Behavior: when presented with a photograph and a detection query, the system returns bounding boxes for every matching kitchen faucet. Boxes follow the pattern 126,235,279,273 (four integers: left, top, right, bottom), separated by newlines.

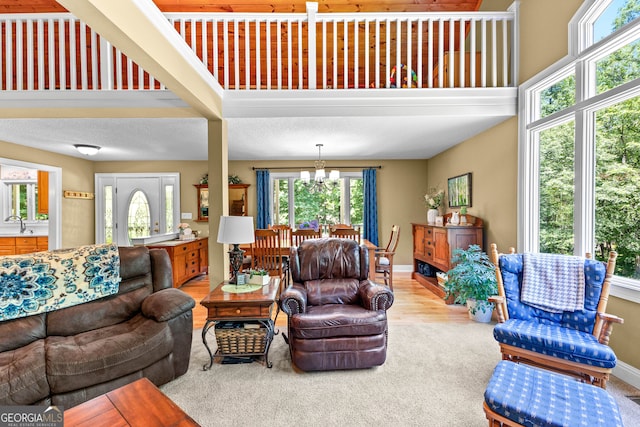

5,215,26,234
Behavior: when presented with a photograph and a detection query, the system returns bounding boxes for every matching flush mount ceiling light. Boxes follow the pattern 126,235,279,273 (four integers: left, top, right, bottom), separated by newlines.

74,144,101,156
300,144,339,189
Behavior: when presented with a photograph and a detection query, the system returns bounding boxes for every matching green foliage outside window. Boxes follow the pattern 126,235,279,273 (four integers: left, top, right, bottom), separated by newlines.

272,176,363,228
539,0,640,278
539,122,575,255
293,179,341,225
540,75,575,118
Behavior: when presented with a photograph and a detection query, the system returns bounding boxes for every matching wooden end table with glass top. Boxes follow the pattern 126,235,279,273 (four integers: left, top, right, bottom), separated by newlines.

200,277,279,369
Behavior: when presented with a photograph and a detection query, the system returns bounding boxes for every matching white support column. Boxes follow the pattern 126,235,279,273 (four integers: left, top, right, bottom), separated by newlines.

306,2,318,89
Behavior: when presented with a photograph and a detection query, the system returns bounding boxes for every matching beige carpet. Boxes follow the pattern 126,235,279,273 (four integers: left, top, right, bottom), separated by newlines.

161,322,640,427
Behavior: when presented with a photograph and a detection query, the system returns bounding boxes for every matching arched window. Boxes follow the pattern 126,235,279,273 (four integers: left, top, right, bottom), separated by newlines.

127,190,151,242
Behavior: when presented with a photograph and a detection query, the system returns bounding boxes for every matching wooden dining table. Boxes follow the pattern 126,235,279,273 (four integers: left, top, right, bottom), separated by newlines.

240,238,378,282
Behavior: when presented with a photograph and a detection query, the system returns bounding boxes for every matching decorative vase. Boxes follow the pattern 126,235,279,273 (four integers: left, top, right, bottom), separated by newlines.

450,212,460,226
427,208,439,225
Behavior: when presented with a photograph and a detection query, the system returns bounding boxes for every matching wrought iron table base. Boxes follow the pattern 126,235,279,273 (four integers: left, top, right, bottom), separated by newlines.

202,319,275,370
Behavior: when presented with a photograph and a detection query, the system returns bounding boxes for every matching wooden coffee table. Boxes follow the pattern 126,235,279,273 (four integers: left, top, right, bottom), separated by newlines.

200,278,279,369
64,377,199,427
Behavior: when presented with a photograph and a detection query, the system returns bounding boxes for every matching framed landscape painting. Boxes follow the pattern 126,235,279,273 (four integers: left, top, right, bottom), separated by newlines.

448,173,472,208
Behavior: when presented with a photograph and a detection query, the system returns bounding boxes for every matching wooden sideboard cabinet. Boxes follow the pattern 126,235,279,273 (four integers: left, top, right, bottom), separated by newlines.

146,237,208,287
0,236,49,255
412,213,483,303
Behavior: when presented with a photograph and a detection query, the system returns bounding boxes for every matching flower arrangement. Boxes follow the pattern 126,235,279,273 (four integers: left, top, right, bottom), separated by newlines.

177,223,194,240
424,188,445,209
228,174,241,184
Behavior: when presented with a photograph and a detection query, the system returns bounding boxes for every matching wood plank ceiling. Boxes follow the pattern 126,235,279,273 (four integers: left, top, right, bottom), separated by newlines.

1,0,483,14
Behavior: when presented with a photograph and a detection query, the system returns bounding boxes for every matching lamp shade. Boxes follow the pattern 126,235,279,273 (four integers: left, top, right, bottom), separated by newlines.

300,170,311,183
217,216,255,244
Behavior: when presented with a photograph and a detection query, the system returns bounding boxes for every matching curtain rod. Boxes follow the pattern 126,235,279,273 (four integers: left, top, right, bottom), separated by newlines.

251,165,382,170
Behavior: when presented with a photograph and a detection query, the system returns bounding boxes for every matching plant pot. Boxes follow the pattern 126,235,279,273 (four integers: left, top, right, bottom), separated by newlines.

248,274,270,285
427,209,439,225
466,299,494,323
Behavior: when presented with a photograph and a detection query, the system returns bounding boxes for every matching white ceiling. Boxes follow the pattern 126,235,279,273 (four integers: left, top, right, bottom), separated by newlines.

0,89,516,162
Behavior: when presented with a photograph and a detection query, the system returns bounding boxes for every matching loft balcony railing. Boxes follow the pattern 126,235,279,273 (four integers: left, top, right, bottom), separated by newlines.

0,3,517,92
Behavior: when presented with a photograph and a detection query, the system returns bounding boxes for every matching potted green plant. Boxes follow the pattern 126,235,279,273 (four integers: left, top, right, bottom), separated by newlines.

444,244,497,322
459,206,468,225
246,268,270,285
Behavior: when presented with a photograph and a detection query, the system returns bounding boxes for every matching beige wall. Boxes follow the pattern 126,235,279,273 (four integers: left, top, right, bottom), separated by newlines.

426,117,517,251
228,159,428,265
437,0,640,371
1,141,427,267
1,139,95,249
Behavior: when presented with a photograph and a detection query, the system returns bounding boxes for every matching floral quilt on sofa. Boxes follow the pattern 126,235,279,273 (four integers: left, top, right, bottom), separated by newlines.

0,243,121,321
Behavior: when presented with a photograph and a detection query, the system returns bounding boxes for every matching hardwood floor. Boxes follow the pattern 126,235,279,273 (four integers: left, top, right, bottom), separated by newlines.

179,272,471,330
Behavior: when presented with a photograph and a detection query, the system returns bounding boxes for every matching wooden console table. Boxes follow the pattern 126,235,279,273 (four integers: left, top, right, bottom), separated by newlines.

146,237,208,287
64,377,199,427
412,213,483,303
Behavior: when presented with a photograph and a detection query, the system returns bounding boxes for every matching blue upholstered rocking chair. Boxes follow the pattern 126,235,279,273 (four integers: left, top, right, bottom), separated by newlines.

488,243,623,388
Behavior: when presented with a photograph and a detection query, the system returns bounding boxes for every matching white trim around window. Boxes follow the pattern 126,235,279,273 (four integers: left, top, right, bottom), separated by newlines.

519,1,640,300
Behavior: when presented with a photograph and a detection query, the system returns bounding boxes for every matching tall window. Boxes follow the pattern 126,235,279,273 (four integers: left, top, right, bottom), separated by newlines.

522,0,640,285
1,166,49,223
538,121,575,255
271,172,363,228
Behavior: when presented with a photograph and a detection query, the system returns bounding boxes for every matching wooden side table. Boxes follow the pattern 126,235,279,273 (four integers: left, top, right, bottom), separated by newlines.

199,278,279,369
64,378,199,427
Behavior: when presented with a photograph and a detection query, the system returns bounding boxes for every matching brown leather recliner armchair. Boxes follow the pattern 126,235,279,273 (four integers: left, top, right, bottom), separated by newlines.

279,238,394,371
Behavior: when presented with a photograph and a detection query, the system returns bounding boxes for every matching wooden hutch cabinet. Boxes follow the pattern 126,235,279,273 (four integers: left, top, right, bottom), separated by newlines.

412,213,483,303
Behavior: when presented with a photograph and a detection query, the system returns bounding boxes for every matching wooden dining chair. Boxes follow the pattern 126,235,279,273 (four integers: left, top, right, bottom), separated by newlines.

291,228,322,246
375,225,400,290
269,224,292,247
329,223,353,232
251,229,285,290
329,227,361,243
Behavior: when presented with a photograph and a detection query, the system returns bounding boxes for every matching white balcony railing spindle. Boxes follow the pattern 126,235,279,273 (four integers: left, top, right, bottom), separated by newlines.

0,7,516,92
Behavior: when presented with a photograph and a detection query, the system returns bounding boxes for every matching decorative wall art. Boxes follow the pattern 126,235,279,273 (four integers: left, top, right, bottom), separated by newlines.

447,173,472,208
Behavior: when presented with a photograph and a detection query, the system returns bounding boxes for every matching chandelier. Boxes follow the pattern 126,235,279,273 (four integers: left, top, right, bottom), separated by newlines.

301,144,340,189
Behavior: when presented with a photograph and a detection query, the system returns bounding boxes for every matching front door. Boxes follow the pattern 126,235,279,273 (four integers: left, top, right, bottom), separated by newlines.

95,173,180,245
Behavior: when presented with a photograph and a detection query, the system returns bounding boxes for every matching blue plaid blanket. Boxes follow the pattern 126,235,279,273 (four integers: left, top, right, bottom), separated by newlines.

521,253,585,313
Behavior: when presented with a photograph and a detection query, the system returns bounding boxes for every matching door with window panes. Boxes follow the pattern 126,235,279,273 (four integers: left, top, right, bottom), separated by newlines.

95,173,180,246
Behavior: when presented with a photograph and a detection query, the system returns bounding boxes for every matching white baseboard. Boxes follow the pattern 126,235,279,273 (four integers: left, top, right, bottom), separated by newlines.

394,265,413,272
613,360,640,390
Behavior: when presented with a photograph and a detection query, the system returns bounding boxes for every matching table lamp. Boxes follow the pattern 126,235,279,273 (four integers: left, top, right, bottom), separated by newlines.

217,216,255,284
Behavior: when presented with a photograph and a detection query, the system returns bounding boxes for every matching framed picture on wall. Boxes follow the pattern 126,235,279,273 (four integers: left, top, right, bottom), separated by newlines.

448,173,472,208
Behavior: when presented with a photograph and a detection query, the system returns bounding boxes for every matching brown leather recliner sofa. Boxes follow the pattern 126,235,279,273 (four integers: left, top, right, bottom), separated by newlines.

279,238,394,371
0,245,195,408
